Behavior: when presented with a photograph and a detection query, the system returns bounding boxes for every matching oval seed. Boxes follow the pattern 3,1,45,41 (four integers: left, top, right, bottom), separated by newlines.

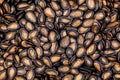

35,47,43,59
87,44,96,55
49,31,57,42
78,27,90,34
111,40,120,49
25,22,34,31
28,48,36,59
86,0,95,10
70,10,83,18
45,69,58,76
82,19,94,27
43,57,52,67
94,11,105,20
17,67,26,75
6,31,16,40
72,59,84,68
76,47,86,57
25,11,36,23
74,73,84,80
26,70,35,80
94,61,102,71
61,0,69,9
102,71,112,80
51,1,60,10
44,7,55,17
63,74,73,80
8,67,16,80
116,33,120,41
60,36,70,48
58,66,70,73
15,76,25,80
22,57,32,66
50,55,60,63
19,28,28,40
72,19,82,27
0,70,6,80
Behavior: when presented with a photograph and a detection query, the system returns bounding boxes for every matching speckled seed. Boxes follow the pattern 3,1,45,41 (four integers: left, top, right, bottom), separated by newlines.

70,10,83,18
25,11,36,23
44,7,55,17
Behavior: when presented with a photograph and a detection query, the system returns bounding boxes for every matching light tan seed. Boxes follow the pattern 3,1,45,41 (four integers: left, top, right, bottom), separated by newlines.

0,70,6,80
114,74,120,79
17,67,26,75
28,48,36,59
26,11,36,23
78,0,85,5
0,0,4,4
94,61,102,71
61,0,69,9
8,45,17,54
49,31,56,42
22,57,32,66
6,32,16,40
59,17,71,23
50,42,58,54
116,33,120,41
78,27,90,34
0,24,7,31
84,11,94,19
44,7,55,17
21,41,32,48
31,38,40,47
94,11,105,20
63,74,73,80
38,0,46,8
50,55,60,63
29,30,38,39
25,22,34,31
82,19,94,27
17,3,29,10
15,76,25,80
111,40,120,49
70,10,83,18
41,27,48,37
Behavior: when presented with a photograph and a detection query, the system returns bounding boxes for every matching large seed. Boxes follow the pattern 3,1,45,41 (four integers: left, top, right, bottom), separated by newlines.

72,59,84,68
82,19,94,27
116,33,120,41
45,69,58,76
8,22,19,31
72,19,82,27
76,47,86,57
28,48,36,59
60,36,70,48
94,11,105,20
86,0,95,10
22,57,32,66
8,67,16,80
43,57,52,67
61,0,69,9
26,70,35,80
102,70,112,80
70,10,83,18
50,55,60,63
25,11,36,23
25,22,34,31
35,47,43,59
0,70,6,80
111,40,120,49
44,7,55,17
86,44,96,55
19,28,28,40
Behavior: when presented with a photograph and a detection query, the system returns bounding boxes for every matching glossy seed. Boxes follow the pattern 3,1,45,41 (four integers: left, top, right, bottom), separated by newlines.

111,40,120,49
35,66,45,74
26,70,35,80
58,66,70,73
22,57,32,66
6,32,16,40
19,28,28,40
84,10,94,19
44,7,55,17
0,70,6,80
94,11,105,20
78,27,90,34
35,47,43,59
72,19,82,27
15,76,25,80
45,69,58,76
70,10,83,18
25,22,34,31
25,11,36,23
86,0,95,10
43,57,52,67
61,0,69,9
78,0,85,5
74,73,84,80
87,44,96,55
76,47,86,57
102,71,112,80
94,61,102,71
82,19,94,27
72,59,84,68
51,1,60,10
28,48,36,59
50,55,60,63
8,67,16,80
60,36,70,48
17,67,26,75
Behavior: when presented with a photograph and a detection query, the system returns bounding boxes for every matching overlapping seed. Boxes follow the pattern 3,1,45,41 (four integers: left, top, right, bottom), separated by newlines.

0,0,120,79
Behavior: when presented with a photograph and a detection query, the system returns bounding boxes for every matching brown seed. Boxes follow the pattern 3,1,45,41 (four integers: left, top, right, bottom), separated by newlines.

35,66,45,74
8,45,17,54
114,74,120,79
84,10,94,19
25,11,36,23
85,56,93,66
45,69,58,76
19,28,28,40
78,27,90,34
19,49,27,58
15,76,25,80
25,22,34,31
99,57,108,65
116,33,120,41
63,9,70,16
69,42,77,52
29,30,38,39
44,7,55,17
67,30,78,37
26,70,35,80
17,3,29,10
22,57,32,66
60,36,70,48
38,0,46,8
102,70,112,80
0,0,4,4
8,67,16,80
51,1,60,10
82,19,94,27
58,66,70,73
0,70,6,80
72,59,84,68
35,47,43,59
50,55,61,63
74,73,84,80
28,48,36,59
89,75,97,80
111,40,120,49
113,63,120,72
25,3,35,11
59,17,71,24
42,57,52,67
17,67,26,75
70,10,83,18
94,61,102,71
76,47,86,57
50,42,58,54
6,31,16,40
21,41,32,48
70,69,79,75
86,44,96,55
94,11,105,20
0,24,7,32
49,31,57,42
31,37,40,47
106,21,119,28
40,27,48,37
63,74,73,80
86,0,95,10
72,19,82,27
61,0,69,9
78,0,85,5
85,32,94,39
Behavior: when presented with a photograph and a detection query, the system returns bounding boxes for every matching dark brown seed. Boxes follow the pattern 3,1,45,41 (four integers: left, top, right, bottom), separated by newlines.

70,10,83,18
44,7,55,17
116,33,120,41
89,75,97,80
85,56,93,66
99,57,108,65
25,11,36,23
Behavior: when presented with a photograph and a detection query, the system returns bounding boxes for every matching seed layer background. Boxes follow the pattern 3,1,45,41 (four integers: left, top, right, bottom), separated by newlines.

0,0,120,80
